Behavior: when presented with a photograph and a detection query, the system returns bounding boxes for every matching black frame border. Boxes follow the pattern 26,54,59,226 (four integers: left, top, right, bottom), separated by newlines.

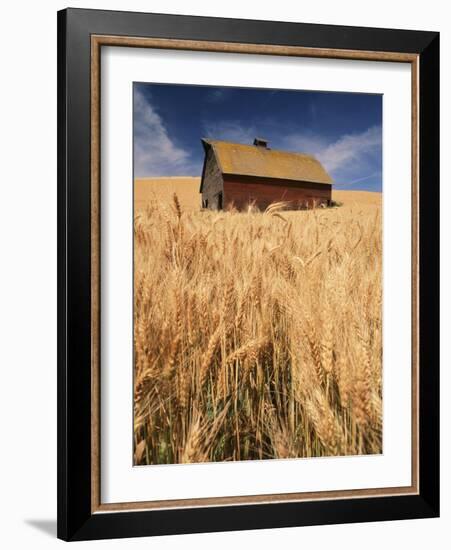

57,8,439,541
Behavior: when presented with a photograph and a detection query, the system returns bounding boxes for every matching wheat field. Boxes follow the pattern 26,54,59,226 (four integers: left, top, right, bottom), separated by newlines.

133,178,382,465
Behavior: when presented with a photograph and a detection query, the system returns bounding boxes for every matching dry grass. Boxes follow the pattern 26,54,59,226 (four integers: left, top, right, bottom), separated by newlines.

133,179,382,465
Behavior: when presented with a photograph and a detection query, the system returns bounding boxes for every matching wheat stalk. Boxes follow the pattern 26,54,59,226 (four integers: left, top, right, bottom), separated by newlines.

134,195,382,464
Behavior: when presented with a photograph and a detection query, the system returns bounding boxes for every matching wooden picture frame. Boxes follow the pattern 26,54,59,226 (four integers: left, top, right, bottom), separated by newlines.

57,7,439,541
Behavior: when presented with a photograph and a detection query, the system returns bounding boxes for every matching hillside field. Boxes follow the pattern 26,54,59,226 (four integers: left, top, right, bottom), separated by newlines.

133,177,382,465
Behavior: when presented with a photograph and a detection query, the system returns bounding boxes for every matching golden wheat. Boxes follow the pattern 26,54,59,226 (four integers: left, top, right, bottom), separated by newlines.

133,192,382,464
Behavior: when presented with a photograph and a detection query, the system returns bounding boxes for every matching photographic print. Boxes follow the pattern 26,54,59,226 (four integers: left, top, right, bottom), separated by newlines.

133,83,383,466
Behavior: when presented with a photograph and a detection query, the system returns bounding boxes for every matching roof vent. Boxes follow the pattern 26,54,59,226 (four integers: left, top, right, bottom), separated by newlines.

253,137,269,149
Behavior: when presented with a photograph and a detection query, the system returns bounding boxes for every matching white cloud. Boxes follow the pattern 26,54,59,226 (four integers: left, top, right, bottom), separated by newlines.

202,120,257,145
318,126,382,173
280,125,382,185
281,133,327,157
134,89,194,177
205,89,230,103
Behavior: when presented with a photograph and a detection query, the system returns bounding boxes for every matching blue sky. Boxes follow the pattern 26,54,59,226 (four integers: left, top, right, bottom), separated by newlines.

134,83,382,192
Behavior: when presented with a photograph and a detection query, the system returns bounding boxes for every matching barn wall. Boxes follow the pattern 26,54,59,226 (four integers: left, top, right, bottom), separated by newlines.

223,176,332,211
201,148,224,209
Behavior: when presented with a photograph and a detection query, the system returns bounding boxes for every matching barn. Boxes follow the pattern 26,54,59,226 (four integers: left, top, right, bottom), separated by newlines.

200,138,332,211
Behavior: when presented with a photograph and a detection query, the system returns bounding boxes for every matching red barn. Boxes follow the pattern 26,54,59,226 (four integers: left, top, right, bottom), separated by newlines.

200,138,332,211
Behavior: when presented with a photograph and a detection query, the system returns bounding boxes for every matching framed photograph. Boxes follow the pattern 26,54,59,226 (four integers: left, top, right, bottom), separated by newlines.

57,8,439,541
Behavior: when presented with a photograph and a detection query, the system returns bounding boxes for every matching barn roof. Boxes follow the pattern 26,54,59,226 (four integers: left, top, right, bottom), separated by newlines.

201,139,333,188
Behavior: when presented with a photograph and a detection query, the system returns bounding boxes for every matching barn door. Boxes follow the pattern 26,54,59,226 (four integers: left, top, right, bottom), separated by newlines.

218,192,223,210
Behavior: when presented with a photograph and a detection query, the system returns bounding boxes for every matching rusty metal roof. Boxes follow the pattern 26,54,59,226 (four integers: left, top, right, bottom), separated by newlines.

202,139,332,185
